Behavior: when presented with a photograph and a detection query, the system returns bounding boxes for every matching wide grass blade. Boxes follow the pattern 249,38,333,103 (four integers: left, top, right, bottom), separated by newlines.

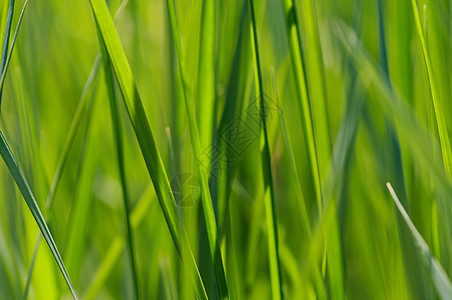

387,182,452,299
88,0,207,298
164,0,229,298
248,0,282,298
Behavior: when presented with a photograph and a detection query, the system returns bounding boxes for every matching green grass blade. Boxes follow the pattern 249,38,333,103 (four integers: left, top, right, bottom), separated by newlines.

102,49,140,299
164,0,229,298
88,1,207,298
0,0,14,104
0,0,27,103
387,182,452,299
248,1,282,299
0,130,77,298
410,0,452,178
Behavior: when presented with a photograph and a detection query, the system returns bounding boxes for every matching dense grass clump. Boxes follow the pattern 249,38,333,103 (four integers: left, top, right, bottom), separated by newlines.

0,0,451,299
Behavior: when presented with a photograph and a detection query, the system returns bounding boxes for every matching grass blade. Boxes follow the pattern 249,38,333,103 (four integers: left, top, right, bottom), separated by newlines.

102,46,140,299
164,0,229,298
0,0,14,105
386,182,452,299
0,130,77,298
248,1,282,298
88,1,207,298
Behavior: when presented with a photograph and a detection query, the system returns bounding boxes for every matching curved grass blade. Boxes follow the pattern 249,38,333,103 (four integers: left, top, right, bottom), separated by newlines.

0,0,14,105
387,183,452,300
248,1,282,299
164,0,229,298
88,1,207,298
102,47,140,299
0,130,77,298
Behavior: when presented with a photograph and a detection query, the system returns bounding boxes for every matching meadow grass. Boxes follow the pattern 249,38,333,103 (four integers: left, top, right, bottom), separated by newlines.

0,0,452,299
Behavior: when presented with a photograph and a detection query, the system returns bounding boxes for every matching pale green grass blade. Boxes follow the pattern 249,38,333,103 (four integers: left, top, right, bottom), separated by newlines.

102,45,140,299
387,182,452,299
0,130,77,298
410,0,452,178
164,0,229,298
248,0,282,298
88,1,207,298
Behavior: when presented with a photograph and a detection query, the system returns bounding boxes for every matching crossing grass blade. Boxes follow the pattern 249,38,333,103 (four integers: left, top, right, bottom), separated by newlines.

88,0,208,298
387,182,452,300
248,0,282,298
164,0,229,298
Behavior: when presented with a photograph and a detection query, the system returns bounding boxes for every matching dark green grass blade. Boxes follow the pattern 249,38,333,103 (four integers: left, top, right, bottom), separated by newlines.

102,48,140,299
248,1,282,298
387,183,452,300
0,130,77,298
88,1,207,298
164,0,229,298
0,0,14,105
0,0,27,100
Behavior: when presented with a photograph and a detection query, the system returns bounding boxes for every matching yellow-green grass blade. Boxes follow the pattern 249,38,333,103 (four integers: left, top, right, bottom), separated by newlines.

165,0,229,298
88,1,207,298
0,130,77,298
248,0,282,298
410,0,452,178
387,183,452,300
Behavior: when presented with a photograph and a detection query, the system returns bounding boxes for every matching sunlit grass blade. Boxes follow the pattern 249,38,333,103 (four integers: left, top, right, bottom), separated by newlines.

165,0,229,298
410,0,452,178
102,44,140,299
88,0,207,298
248,0,282,298
0,130,77,298
387,182,452,299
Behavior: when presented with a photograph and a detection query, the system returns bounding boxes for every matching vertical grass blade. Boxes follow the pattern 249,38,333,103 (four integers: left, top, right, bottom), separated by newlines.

410,0,452,178
164,0,229,298
248,1,282,299
88,1,207,298
387,183,452,299
0,0,14,105
101,44,140,299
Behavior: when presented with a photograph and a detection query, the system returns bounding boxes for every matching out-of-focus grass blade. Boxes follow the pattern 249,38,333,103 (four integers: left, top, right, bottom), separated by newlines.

164,0,229,298
88,1,207,298
101,43,140,299
377,1,430,298
387,182,452,299
410,0,452,178
248,0,282,299
0,131,77,298
0,0,14,105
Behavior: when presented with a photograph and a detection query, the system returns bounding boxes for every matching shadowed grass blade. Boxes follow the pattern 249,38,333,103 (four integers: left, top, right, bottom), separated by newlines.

387,182,452,299
0,0,14,105
88,0,207,298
